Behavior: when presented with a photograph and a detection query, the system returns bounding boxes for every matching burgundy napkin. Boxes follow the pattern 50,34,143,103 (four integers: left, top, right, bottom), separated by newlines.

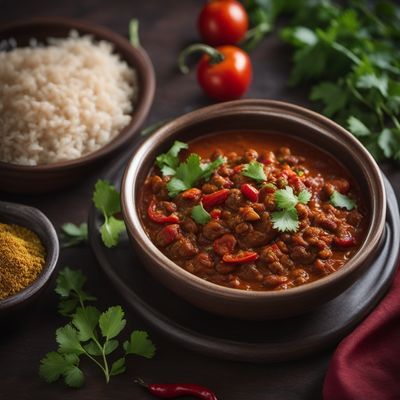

323,265,400,400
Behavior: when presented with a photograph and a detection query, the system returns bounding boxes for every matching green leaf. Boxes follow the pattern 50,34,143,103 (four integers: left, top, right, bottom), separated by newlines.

281,26,317,46
83,341,102,356
271,208,299,232
191,204,211,225
356,73,388,97
110,357,126,376
72,306,101,342
156,140,188,175
378,128,395,158
330,190,356,210
242,161,267,182
55,267,86,298
104,339,119,355
93,180,121,217
123,330,156,359
39,352,69,383
64,366,85,388
129,18,140,48
101,216,126,248
274,186,298,209
297,189,311,204
58,298,80,317
61,223,88,239
310,82,348,117
56,325,85,355
99,306,126,340
347,116,371,137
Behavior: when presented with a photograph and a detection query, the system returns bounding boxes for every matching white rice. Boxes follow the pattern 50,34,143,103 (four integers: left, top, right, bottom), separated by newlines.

0,31,137,165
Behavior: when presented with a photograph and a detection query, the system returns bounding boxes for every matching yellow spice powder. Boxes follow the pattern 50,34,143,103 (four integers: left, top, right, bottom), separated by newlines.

0,222,46,300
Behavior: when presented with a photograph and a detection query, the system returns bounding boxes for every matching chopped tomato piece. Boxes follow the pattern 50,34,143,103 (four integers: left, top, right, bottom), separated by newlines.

233,164,244,173
210,209,222,219
181,188,202,200
213,234,237,256
148,200,179,224
334,236,356,247
223,251,258,264
240,183,259,202
202,189,230,208
156,224,180,247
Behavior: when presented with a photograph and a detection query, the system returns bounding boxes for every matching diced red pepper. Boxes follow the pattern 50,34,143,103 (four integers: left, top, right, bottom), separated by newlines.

223,178,234,188
156,224,180,247
181,188,202,200
213,234,237,256
233,164,244,173
202,189,230,208
334,236,356,247
210,209,222,219
223,251,259,264
147,200,179,224
240,183,259,202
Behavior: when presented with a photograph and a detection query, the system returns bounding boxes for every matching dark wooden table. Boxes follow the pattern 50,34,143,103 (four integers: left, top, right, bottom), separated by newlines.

1,1,399,399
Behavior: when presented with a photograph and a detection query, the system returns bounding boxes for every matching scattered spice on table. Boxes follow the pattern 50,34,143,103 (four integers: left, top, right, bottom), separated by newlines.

0,222,46,299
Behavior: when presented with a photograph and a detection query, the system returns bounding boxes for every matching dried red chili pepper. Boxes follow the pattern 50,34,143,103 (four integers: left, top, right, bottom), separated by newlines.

134,378,218,399
202,189,230,208
148,200,180,224
223,251,258,264
240,183,259,202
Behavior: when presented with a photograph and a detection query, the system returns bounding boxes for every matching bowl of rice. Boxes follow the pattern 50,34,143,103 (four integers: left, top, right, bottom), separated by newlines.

0,17,155,193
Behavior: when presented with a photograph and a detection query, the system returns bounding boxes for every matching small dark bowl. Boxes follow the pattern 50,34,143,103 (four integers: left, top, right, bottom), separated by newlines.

0,200,59,315
121,100,386,320
0,17,155,193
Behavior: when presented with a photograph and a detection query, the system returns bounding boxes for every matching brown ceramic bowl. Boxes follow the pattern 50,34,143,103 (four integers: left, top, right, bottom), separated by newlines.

0,200,59,316
121,100,386,320
0,17,155,193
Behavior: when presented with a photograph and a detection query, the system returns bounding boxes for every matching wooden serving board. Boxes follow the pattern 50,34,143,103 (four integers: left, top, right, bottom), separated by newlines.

88,153,399,362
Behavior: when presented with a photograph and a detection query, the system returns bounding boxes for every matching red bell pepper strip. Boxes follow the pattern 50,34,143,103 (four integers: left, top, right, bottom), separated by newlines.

202,189,230,208
134,378,218,400
148,200,179,224
240,183,259,202
334,236,356,247
223,251,258,264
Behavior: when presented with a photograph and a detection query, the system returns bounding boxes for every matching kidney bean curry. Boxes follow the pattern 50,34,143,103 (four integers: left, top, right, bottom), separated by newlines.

140,132,366,291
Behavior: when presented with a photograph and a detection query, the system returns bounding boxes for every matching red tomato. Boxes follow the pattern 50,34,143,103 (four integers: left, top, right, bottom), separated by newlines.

198,0,249,46
197,45,252,101
202,189,230,208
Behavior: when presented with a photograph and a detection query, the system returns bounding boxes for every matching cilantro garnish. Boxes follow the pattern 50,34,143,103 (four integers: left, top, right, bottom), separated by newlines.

156,140,188,176
330,190,356,210
39,267,156,388
167,153,224,197
93,180,126,248
271,186,311,232
242,161,267,182
60,223,88,248
191,204,211,224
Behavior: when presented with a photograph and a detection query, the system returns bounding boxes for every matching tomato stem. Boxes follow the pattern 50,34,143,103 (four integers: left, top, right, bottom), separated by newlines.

178,43,225,74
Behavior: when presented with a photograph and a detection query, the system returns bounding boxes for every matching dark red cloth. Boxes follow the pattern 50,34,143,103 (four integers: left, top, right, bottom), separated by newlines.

323,266,400,400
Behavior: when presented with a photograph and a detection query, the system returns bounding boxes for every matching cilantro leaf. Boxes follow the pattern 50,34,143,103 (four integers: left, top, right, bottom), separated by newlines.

123,330,156,359
191,204,211,225
99,306,126,340
61,223,88,248
271,208,299,232
242,161,267,182
297,189,311,204
72,306,101,342
156,140,188,176
110,358,126,376
347,116,371,137
101,216,126,248
330,190,356,210
64,366,85,388
310,81,348,117
166,154,224,197
378,128,396,158
56,325,85,355
275,186,298,209
39,352,69,383
59,299,80,317
93,180,121,217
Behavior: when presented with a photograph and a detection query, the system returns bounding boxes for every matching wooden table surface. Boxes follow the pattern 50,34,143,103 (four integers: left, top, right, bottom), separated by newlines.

1,1,399,399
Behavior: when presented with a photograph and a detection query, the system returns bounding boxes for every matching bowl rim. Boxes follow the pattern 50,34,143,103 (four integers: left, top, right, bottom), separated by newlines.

121,99,386,300
0,200,59,309
0,16,155,171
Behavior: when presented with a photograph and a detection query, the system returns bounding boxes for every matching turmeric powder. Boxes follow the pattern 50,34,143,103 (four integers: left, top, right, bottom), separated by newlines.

0,222,46,300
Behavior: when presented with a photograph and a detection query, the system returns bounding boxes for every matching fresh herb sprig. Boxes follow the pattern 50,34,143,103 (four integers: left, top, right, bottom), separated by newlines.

330,190,356,211
60,223,88,248
242,161,267,182
271,186,311,232
93,180,126,248
39,267,155,388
